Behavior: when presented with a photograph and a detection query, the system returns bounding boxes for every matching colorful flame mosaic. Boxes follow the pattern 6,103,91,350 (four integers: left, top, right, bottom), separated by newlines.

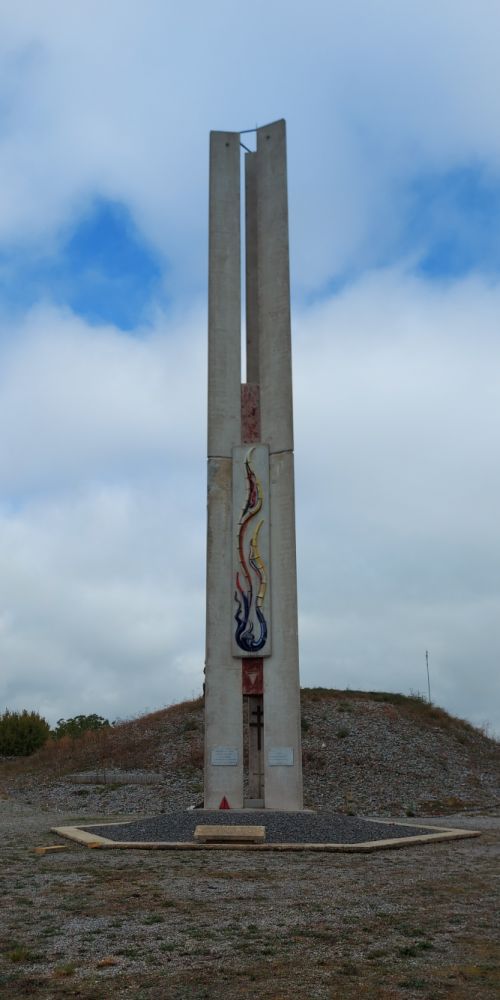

234,447,269,653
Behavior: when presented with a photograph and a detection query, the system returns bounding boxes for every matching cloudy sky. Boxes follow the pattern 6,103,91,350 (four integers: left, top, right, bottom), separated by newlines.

1,1,499,736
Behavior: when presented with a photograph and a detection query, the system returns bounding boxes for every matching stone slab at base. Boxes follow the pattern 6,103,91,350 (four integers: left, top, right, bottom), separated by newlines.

194,824,265,843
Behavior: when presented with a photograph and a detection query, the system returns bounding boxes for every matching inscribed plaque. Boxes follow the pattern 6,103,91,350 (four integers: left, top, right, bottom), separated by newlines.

211,746,239,766
268,747,294,766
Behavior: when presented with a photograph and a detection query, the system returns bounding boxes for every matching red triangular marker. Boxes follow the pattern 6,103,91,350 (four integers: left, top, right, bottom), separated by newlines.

219,796,230,810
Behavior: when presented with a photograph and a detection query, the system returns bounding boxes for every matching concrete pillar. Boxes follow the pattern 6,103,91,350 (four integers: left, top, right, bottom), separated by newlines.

207,131,241,458
257,120,294,454
263,451,303,809
256,120,303,810
205,120,303,812
245,152,259,385
204,131,243,809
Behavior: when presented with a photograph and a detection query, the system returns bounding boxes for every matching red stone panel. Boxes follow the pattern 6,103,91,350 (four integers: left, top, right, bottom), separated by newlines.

241,382,261,443
242,659,263,695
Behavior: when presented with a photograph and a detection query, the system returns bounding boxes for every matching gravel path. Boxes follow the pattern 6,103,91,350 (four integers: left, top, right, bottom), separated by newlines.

82,810,431,843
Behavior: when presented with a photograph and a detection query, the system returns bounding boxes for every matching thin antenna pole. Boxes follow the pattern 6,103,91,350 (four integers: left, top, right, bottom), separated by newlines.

426,650,431,704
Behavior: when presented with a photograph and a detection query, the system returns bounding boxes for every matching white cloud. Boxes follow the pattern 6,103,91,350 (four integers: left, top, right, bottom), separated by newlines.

0,482,205,725
294,271,500,732
0,303,205,493
0,272,498,734
0,4,498,737
1,2,500,293
0,304,207,724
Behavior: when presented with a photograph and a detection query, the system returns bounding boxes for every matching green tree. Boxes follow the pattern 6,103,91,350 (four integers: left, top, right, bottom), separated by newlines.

52,714,110,739
0,709,51,756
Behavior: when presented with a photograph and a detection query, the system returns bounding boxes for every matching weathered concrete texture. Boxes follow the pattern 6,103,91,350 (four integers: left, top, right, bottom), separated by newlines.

256,120,294,454
245,152,259,385
205,130,244,809
208,131,241,458
264,450,303,810
204,457,243,808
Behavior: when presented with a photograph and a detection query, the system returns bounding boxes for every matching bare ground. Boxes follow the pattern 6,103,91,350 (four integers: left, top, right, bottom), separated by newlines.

0,802,498,1000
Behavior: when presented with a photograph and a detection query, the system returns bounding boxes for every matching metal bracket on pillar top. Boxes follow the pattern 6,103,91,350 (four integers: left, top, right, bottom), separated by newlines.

240,127,257,154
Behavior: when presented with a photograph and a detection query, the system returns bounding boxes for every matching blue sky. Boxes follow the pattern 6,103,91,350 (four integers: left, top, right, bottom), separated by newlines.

0,0,499,737
0,198,165,328
411,167,500,279
4,163,499,327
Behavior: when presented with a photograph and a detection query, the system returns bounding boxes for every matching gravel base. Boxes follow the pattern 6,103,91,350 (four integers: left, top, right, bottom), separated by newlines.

81,810,432,844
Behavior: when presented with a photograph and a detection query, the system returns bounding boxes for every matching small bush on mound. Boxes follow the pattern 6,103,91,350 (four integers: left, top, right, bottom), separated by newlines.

0,709,51,756
52,714,110,739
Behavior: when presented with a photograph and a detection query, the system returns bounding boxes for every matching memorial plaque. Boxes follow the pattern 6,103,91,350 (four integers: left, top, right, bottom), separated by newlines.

268,746,294,766
211,746,239,766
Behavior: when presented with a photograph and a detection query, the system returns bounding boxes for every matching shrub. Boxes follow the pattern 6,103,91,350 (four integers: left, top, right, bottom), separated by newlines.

52,714,110,740
0,709,51,756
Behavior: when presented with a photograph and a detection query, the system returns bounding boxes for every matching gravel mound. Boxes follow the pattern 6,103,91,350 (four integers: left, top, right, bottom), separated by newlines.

82,810,431,844
3,691,499,820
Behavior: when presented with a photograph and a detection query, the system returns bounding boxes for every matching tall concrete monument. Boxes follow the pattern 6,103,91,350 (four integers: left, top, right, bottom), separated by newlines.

204,119,303,811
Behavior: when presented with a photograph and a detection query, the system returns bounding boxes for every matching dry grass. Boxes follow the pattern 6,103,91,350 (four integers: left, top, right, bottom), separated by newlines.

1,689,495,787
0,697,204,781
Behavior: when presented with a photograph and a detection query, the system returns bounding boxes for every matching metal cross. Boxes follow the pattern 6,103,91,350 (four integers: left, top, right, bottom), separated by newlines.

250,702,264,751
